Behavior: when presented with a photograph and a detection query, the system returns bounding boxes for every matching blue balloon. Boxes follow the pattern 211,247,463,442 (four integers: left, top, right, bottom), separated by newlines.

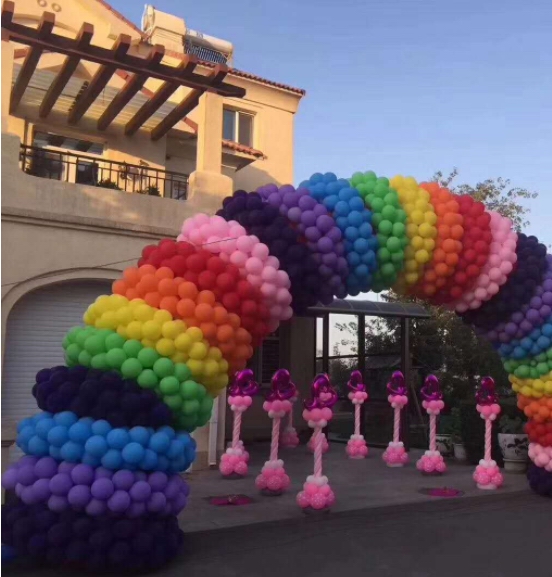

91,419,112,436
149,432,171,454
347,252,361,267
167,440,184,459
310,172,324,184
85,435,108,457
345,227,359,242
140,449,159,470
355,264,369,278
544,324,552,337
347,211,363,227
359,222,373,237
35,418,55,440
326,181,341,195
107,429,130,449
129,426,149,446
349,196,365,211
69,422,92,443
323,195,339,211
61,440,84,461
158,426,176,440
28,435,49,456
47,426,69,447
323,172,337,183
521,337,533,350
354,238,369,254
122,442,145,464
54,411,78,427
102,449,123,469
334,201,349,217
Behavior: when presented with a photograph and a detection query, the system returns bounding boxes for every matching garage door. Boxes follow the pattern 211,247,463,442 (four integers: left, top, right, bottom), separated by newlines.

2,281,112,426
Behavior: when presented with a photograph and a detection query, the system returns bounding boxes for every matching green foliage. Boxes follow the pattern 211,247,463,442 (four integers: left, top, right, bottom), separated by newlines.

139,185,161,197
449,407,463,443
96,179,121,190
431,168,537,231
498,414,525,434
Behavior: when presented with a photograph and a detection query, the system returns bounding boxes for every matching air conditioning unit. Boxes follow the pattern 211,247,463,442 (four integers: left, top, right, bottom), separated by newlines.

141,4,234,65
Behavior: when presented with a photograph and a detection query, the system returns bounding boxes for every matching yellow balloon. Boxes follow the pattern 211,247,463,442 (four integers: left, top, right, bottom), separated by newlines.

156,337,176,357
207,347,222,361
97,311,117,329
418,223,433,238
424,238,436,251
189,342,207,360
415,249,430,264
134,304,154,322
116,307,133,326
411,236,424,250
187,327,203,343
175,333,192,352
410,210,425,225
171,351,188,364
187,359,204,377
141,338,156,349
161,321,184,340
126,321,143,340
116,326,127,339
142,320,162,340
153,309,172,325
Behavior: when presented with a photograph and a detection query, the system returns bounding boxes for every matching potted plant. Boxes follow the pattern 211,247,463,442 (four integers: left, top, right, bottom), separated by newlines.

450,407,467,461
435,415,453,457
498,415,528,472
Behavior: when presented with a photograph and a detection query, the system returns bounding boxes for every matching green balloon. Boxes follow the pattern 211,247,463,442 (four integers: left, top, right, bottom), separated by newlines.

153,357,174,378
91,353,109,370
196,383,207,399
182,399,200,416
530,368,539,379
160,376,180,395
378,247,391,262
200,396,214,413
363,170,377,180
381,204,397,226
138,369,158,389
137,347,160,369
174,364,192,382
76,330,90,348
66,327,81,344
381,263,396,279
371,213,382,227
386,237,401,253
396,209,407,223
384,192,400,207
78,350,92,366
391,250,405,264
180,380,199,400
378,220,393,236
537,362,550,375
351,172,364,186
164,394,183,410
105,333,125,350
121,358,143,379
106,348,127,369
65,343,81,363
123,339,142,358
377,176,389,186
392,222,406,237
400,237,409,248
546,349,552,360
177,414,198,432
370,198,385,212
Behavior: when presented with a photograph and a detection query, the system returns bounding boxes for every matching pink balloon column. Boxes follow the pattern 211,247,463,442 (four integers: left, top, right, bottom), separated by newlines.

346,370,369,459
281,389,300,448
219,370,259,479
382,371,409,467
473,377,504,490
416,375,447,475
307,428,329,453
297,374,337,512
255,370,296,495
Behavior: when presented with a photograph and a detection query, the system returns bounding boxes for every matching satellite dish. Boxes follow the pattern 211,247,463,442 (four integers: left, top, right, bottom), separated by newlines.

141,4,155,33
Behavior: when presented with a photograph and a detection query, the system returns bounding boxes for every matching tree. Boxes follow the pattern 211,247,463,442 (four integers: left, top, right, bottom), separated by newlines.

334,171,539,407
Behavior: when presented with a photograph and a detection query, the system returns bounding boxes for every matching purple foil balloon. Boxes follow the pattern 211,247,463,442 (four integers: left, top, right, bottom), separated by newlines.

475,376,499,406
420,375,443,402
304,373,338,410
266,369,297,401
347,370,366,393
387,371,407,396
228,369,260,397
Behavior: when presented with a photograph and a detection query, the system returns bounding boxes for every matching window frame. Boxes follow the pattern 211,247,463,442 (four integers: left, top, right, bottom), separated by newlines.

222,107,254,148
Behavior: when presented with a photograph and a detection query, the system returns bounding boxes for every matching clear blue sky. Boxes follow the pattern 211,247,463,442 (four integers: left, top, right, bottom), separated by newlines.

111,0,552,243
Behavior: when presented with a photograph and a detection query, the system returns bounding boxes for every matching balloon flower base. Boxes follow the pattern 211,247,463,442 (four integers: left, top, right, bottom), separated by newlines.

302,506,331,516
261,488,284,497
382,442,408,467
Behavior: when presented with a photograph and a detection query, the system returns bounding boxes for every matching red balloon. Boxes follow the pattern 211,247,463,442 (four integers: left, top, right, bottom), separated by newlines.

198,270,216,290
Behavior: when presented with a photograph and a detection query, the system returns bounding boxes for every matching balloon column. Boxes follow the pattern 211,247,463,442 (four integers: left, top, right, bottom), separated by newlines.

473,377,504,490
297,375,337,511
345,370,369,459
255,369,296,495
219,369,259,479
416,375,447,475
382,371,409,467
280,389,300,448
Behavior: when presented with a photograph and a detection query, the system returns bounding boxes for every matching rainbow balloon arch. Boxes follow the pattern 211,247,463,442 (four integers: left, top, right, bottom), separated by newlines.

2,170,551,571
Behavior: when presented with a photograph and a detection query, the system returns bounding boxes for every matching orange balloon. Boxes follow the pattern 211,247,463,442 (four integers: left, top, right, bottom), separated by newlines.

217,324,234,342
227,313,241,329
195,303,214,322
178,282,199,300
126,288,140,301
159,296,178,317
199,322,217,340
138,264,157,277
158,278,178,297
155,267,174,281
137,274,158,295
123,267,141,287
197,290,216,306
112,280,128,295
235,327,252,344
144,292,161,308
176,299,196,319
213,306,228,324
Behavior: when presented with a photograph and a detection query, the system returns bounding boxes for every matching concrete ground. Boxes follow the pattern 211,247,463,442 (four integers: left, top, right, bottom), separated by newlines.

6,443,546,577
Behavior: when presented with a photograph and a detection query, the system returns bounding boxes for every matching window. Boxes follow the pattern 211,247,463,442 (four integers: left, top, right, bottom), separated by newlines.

223,108,253,147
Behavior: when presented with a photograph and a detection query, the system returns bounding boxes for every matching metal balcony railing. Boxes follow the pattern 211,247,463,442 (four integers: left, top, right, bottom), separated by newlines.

19,144,189,200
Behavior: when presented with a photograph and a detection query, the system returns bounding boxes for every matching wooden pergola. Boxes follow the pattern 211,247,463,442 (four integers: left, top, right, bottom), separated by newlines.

1,0,246,141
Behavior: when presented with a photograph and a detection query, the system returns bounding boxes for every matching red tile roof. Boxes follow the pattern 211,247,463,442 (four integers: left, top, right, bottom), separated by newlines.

222,140,265,158
92,1,306,96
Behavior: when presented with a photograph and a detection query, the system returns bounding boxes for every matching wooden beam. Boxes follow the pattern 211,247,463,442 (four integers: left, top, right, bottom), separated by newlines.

39,22,94,118
124,56,198,136
68,34,131,125
1,8,245,97
150,65,228,142
9,11,55,113
97,44,164,131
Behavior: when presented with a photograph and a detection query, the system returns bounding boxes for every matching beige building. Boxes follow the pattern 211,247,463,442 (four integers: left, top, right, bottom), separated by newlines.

1,0,314,469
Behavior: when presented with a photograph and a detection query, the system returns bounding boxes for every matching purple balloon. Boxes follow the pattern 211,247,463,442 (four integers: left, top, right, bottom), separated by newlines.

32,478,52,501
126,502,147,518
164,478,182,500
317,237,333,254
147,492,167,512
93,467,113,480
68,485,91,508
86,498,107,516
2,468,18,490
129,481,151,502
301,210,317,227
148,472,168,492
91,478,115,500
287,207,302,223
283,192,299,207
305,227,321,242
48,495,69,512
316,215,334,233
298,194,316,210
71,464,94,485
35,457,58,479
49,473,72,496
18,465,37,486
108,490,131,513
327,226,342,242
112,470,134,491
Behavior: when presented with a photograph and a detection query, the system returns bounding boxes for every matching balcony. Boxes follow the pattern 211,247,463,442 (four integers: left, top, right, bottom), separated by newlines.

19,145,189,200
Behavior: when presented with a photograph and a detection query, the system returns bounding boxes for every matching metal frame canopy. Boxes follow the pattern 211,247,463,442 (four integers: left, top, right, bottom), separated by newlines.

1,0,246,140
308,298,431,319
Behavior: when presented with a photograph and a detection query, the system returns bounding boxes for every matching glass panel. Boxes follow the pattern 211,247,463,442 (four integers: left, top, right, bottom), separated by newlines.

329,313,358,356
237,113,253,146
76,160,98,185
316,317,324,357
222,109,235,141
